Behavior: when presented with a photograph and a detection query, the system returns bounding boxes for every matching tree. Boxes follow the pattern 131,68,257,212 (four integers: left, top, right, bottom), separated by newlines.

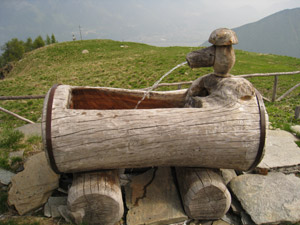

33,35,45,49
24,37,33,52
46,34,51,45
1,38,25,65
0,55,5,68
51,33,57,44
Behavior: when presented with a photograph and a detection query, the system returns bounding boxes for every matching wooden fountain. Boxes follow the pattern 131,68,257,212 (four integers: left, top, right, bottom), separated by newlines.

42,28,267,225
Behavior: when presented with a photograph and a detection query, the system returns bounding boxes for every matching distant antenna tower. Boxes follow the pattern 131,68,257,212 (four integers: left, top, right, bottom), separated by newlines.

79,25,83,41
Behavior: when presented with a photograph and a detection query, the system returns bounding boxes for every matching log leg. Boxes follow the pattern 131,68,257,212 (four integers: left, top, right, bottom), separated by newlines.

175,167,231,220
67,170,124,225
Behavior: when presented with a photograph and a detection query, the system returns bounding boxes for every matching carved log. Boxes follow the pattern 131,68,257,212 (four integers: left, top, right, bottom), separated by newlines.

67,170,124,225
186,46,215,68
175,167,231,220
42,76,266,173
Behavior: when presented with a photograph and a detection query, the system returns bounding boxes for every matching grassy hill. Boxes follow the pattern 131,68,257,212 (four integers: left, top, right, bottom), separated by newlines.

0,39,300,130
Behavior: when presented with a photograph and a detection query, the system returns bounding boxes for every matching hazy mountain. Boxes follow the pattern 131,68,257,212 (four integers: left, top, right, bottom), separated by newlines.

203,8,300,58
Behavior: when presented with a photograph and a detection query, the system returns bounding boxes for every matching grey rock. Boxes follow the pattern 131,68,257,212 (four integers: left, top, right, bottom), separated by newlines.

229,172,300,224
257,129,300,172
8,152,60,215
58,205,72,223
291,125,300,134
240,212,255,225
209,28,238,46
230,197,243,215
221,213,241,225
220,169,237,185
16,123,41,137
44,196,67,218
0,168,15,185
125,167,187,225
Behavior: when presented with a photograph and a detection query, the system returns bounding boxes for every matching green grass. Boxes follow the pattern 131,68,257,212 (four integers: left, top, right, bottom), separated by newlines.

0,126,42,171
0,39,299,130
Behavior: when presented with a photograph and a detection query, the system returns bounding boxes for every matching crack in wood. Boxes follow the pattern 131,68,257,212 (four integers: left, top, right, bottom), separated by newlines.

134,167,158,207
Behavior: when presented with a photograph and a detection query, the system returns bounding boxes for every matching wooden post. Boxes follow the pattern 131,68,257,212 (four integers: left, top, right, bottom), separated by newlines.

295,106,300,120
175,168,231,220
67,170,124,225
272,75,278,102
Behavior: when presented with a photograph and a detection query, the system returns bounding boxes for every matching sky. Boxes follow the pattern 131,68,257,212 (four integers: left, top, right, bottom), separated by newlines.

1,0,300,48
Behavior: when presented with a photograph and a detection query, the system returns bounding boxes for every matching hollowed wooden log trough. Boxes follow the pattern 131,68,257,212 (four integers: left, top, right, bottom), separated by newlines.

42,75,266,174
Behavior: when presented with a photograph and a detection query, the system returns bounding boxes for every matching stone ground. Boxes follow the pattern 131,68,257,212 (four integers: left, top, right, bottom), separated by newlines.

1,124,300,225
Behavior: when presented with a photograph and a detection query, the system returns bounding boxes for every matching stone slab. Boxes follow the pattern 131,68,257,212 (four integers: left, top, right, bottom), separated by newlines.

16,123,42,137
257,129,300,172
0,168,15,185
125,167,187,225
44,196,67,218
8,152,60,215
229,172,300,224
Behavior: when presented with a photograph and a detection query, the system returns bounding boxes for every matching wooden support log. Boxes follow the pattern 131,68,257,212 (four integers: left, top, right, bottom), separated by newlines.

67,170,124,225
276,82,300,102
0,95,45,100
175,167,231,220
0,106,35,124
42,76,266,173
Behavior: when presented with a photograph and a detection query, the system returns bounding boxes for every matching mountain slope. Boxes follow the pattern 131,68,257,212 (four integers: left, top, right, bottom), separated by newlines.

233,8,300,58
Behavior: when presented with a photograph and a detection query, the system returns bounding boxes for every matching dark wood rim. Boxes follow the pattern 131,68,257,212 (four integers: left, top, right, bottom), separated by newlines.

45,84,61,174
247,89,266,171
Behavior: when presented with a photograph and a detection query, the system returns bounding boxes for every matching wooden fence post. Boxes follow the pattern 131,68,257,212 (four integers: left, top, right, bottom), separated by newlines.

272,75,278,102
295,106,300,120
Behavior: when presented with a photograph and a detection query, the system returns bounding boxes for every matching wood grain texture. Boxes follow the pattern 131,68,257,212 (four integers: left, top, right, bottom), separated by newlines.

42,76,266,173
175,167,231,220
67,170,123,225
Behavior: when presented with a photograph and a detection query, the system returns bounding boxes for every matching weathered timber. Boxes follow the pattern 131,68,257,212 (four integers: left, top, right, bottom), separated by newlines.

0,106,35,124
213,45,235,76
67,170,124,225
186,46,215,68
0,95,45,100
295,106,300,120
276,82,300,102
42,76,266,173
175,168,231,220
272,75,278,102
